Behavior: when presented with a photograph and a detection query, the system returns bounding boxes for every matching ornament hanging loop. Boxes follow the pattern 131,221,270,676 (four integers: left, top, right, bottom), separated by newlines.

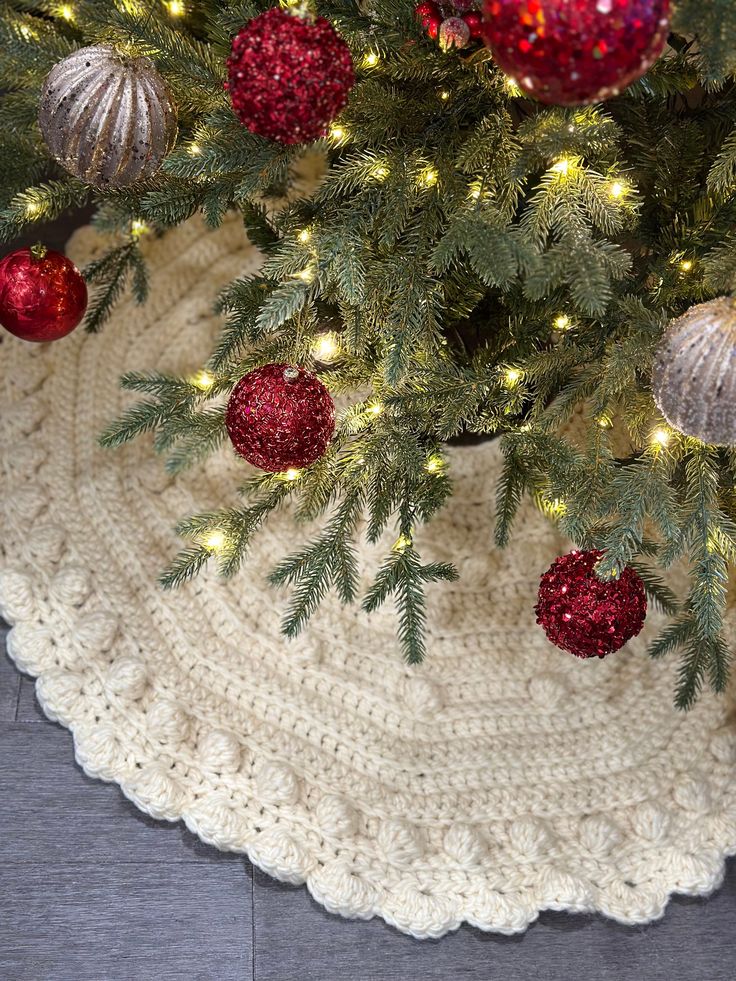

280,0,316,23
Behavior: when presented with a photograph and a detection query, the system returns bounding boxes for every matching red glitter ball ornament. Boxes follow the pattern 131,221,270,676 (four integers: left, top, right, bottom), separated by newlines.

535,549,647,659
225,363,335,472
0,244,87,342
226,8,355,145
481,0,671,106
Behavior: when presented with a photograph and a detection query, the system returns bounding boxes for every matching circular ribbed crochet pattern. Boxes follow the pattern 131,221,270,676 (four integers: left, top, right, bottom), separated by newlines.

1,213,735,939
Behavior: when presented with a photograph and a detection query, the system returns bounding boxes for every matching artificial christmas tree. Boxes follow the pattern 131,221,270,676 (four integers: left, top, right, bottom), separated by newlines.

1,0,736,709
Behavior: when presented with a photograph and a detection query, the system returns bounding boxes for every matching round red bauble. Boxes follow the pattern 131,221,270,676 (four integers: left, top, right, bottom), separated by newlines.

427,16,442,40
415,1,441,19
415,2,442,39
481,0,671,106
225,364,335,472
0,245,87,342
535,549,646,659
462,11,484,39
226,8,355,145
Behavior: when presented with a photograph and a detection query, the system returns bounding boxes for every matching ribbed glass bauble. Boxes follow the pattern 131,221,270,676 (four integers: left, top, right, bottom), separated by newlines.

652,297,736,446
39,45,177,189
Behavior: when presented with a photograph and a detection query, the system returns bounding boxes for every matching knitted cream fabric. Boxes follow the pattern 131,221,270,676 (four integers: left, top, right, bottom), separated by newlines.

1,214,735,940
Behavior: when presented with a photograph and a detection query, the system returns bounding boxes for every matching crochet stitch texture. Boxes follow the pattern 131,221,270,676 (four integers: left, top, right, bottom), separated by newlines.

1,213,735,939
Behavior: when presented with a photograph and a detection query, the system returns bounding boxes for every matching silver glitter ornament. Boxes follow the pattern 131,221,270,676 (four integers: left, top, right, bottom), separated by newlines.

38,45,177,189
652,297,736,445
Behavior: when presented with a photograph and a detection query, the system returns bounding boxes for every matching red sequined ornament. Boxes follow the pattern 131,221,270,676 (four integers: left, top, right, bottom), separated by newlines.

0,245,87,342
481,0,671,106
225,364,335,472
535,549,647,659
226,8,354,145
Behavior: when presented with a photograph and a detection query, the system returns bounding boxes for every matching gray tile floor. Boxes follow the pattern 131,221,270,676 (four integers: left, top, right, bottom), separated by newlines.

1,621,735,981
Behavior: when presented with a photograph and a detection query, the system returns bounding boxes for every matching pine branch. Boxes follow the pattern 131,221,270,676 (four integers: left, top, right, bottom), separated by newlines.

363,544,457,664
162,487,289,589
495,439,528,547
628,561,679,617
83,242,148,333
269,490,363,637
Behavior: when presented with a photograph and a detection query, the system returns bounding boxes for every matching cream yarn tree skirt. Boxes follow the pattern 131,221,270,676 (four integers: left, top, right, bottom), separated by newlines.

1,214,735,939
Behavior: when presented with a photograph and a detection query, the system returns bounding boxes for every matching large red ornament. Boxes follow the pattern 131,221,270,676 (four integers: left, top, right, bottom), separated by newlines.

482,0,671,106
0,245,87,342
226,8,354,145
535,549,646,659
225,364,335,472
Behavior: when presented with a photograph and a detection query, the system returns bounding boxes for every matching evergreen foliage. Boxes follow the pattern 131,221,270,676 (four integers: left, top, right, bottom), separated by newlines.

3,0,736,705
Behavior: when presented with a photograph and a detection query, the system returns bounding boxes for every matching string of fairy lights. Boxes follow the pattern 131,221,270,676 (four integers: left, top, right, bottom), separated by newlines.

9,0,690,555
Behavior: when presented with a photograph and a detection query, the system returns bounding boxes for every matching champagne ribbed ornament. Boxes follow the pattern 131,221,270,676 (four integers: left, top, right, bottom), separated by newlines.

652,297,736,446
38,45,177,189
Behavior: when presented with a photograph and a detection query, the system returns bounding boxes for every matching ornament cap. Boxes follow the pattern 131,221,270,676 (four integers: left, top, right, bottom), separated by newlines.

29,242,48,261
283,0,316,23
283,366,300,382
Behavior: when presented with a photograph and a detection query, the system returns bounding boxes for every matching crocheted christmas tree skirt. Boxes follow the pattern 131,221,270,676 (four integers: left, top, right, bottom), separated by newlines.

1,214,735,939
